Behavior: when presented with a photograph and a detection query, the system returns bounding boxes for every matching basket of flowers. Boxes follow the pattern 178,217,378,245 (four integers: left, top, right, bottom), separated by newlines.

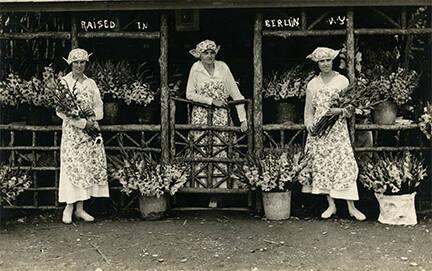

358,151,428,225
263,64,315,124
236,146,310,220
111,150,189,220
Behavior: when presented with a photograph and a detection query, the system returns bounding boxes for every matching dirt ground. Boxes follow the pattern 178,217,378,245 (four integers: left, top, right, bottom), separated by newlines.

0,210,431,271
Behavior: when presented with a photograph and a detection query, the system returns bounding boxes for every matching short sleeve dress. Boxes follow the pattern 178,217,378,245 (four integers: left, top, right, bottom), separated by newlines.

301,72,360,200
57,72,109,204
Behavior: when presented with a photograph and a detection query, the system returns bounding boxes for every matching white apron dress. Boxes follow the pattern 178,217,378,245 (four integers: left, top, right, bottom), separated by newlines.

57,72,109,204
186,60,247,188
302,72,359,200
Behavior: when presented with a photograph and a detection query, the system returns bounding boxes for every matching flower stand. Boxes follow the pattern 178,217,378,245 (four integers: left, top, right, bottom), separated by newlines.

262,191,292,220
373,101,397,125
375,192,417,225
138,194,168,220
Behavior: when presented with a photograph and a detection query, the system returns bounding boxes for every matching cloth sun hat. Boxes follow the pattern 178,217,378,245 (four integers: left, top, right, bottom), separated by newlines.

306,47,340,62
189,40,220,58
63,48,93,65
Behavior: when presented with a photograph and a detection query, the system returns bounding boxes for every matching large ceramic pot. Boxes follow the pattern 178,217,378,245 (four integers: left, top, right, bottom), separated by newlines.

262,191,292,220
138,194,169,220
375,192,417,225
373,101,397,125
274,98,303,124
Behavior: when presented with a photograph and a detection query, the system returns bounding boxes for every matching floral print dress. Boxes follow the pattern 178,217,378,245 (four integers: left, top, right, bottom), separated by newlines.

302,72,359,200
57,72,109,204
186,61,247,188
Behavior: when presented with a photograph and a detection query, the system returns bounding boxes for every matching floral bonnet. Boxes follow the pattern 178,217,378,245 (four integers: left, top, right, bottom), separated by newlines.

306,47,340,62
189,40,220,58
63,48,93,65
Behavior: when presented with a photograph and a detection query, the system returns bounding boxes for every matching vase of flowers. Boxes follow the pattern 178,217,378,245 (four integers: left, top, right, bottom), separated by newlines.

237,146,309,220
368,67,420,125
372,101,398,125
0,165,31,206
263,65,315,124
358,151,428,225
112,150,189,220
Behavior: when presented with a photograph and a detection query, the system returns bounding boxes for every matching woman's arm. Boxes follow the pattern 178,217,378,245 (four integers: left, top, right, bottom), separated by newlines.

91,80,104,121
304,83,315,133
56,110,87,129
186,64,213,105
223,63,247,123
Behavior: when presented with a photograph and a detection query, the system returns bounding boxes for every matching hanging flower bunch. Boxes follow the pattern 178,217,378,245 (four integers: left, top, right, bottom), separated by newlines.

419,102,432,140
236,146,310,192
263,65,315,100
358,152,428,195
0,165,31,206
88,60,155,106
112,151,190,198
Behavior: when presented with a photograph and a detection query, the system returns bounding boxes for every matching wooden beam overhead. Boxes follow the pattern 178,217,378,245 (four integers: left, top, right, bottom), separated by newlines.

0,0,431,12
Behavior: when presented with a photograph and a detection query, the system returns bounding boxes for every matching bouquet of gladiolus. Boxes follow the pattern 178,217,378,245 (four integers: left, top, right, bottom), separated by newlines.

311,80,382,138
358,152,427,195
235,146,310,192
0,164,31,206
42,68,102,144
111,149,190,198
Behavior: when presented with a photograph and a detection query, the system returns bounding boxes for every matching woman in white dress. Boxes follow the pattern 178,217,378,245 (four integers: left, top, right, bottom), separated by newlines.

186,40,248,203
57,48,109,224
302,47,366,221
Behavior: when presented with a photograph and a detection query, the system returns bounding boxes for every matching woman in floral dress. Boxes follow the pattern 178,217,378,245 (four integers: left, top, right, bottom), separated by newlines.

186,40,248,198
302,47,365,221
57,48,109,224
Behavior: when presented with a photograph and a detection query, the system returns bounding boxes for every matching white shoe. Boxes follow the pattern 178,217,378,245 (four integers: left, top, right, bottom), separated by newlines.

62,207,73,224
74,210,95,222
349,209,366,221
321,206,336,219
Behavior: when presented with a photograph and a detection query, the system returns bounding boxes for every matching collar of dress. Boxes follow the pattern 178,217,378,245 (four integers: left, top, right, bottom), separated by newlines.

195,60,221,78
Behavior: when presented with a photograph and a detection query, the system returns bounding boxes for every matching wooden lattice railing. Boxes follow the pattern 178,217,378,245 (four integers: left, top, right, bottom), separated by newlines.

0,124,161,210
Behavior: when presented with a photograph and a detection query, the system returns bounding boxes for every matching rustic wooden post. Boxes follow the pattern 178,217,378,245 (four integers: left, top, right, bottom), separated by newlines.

71,15,78,48
159,14,169,164
253,12,263,215
346,9,356,143
253,13,263,155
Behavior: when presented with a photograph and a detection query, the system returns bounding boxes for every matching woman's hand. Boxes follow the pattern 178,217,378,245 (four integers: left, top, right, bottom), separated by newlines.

240,121,248,132
212,99,226,107
305,121,314,134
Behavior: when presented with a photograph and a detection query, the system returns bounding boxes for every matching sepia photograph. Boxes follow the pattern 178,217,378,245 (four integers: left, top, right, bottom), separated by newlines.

0,0,431,270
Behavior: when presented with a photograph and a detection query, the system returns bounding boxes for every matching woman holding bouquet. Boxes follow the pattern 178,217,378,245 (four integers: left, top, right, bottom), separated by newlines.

302,47,365,221
186,40,248,204
57,48,109,224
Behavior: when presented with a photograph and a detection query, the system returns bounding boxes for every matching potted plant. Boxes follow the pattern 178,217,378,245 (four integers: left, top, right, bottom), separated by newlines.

88,60,156,124
237,146,309,220
111,151,189,220
358,151,428,225
0,68,59,124
0,164,31,207
263,65,315,124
